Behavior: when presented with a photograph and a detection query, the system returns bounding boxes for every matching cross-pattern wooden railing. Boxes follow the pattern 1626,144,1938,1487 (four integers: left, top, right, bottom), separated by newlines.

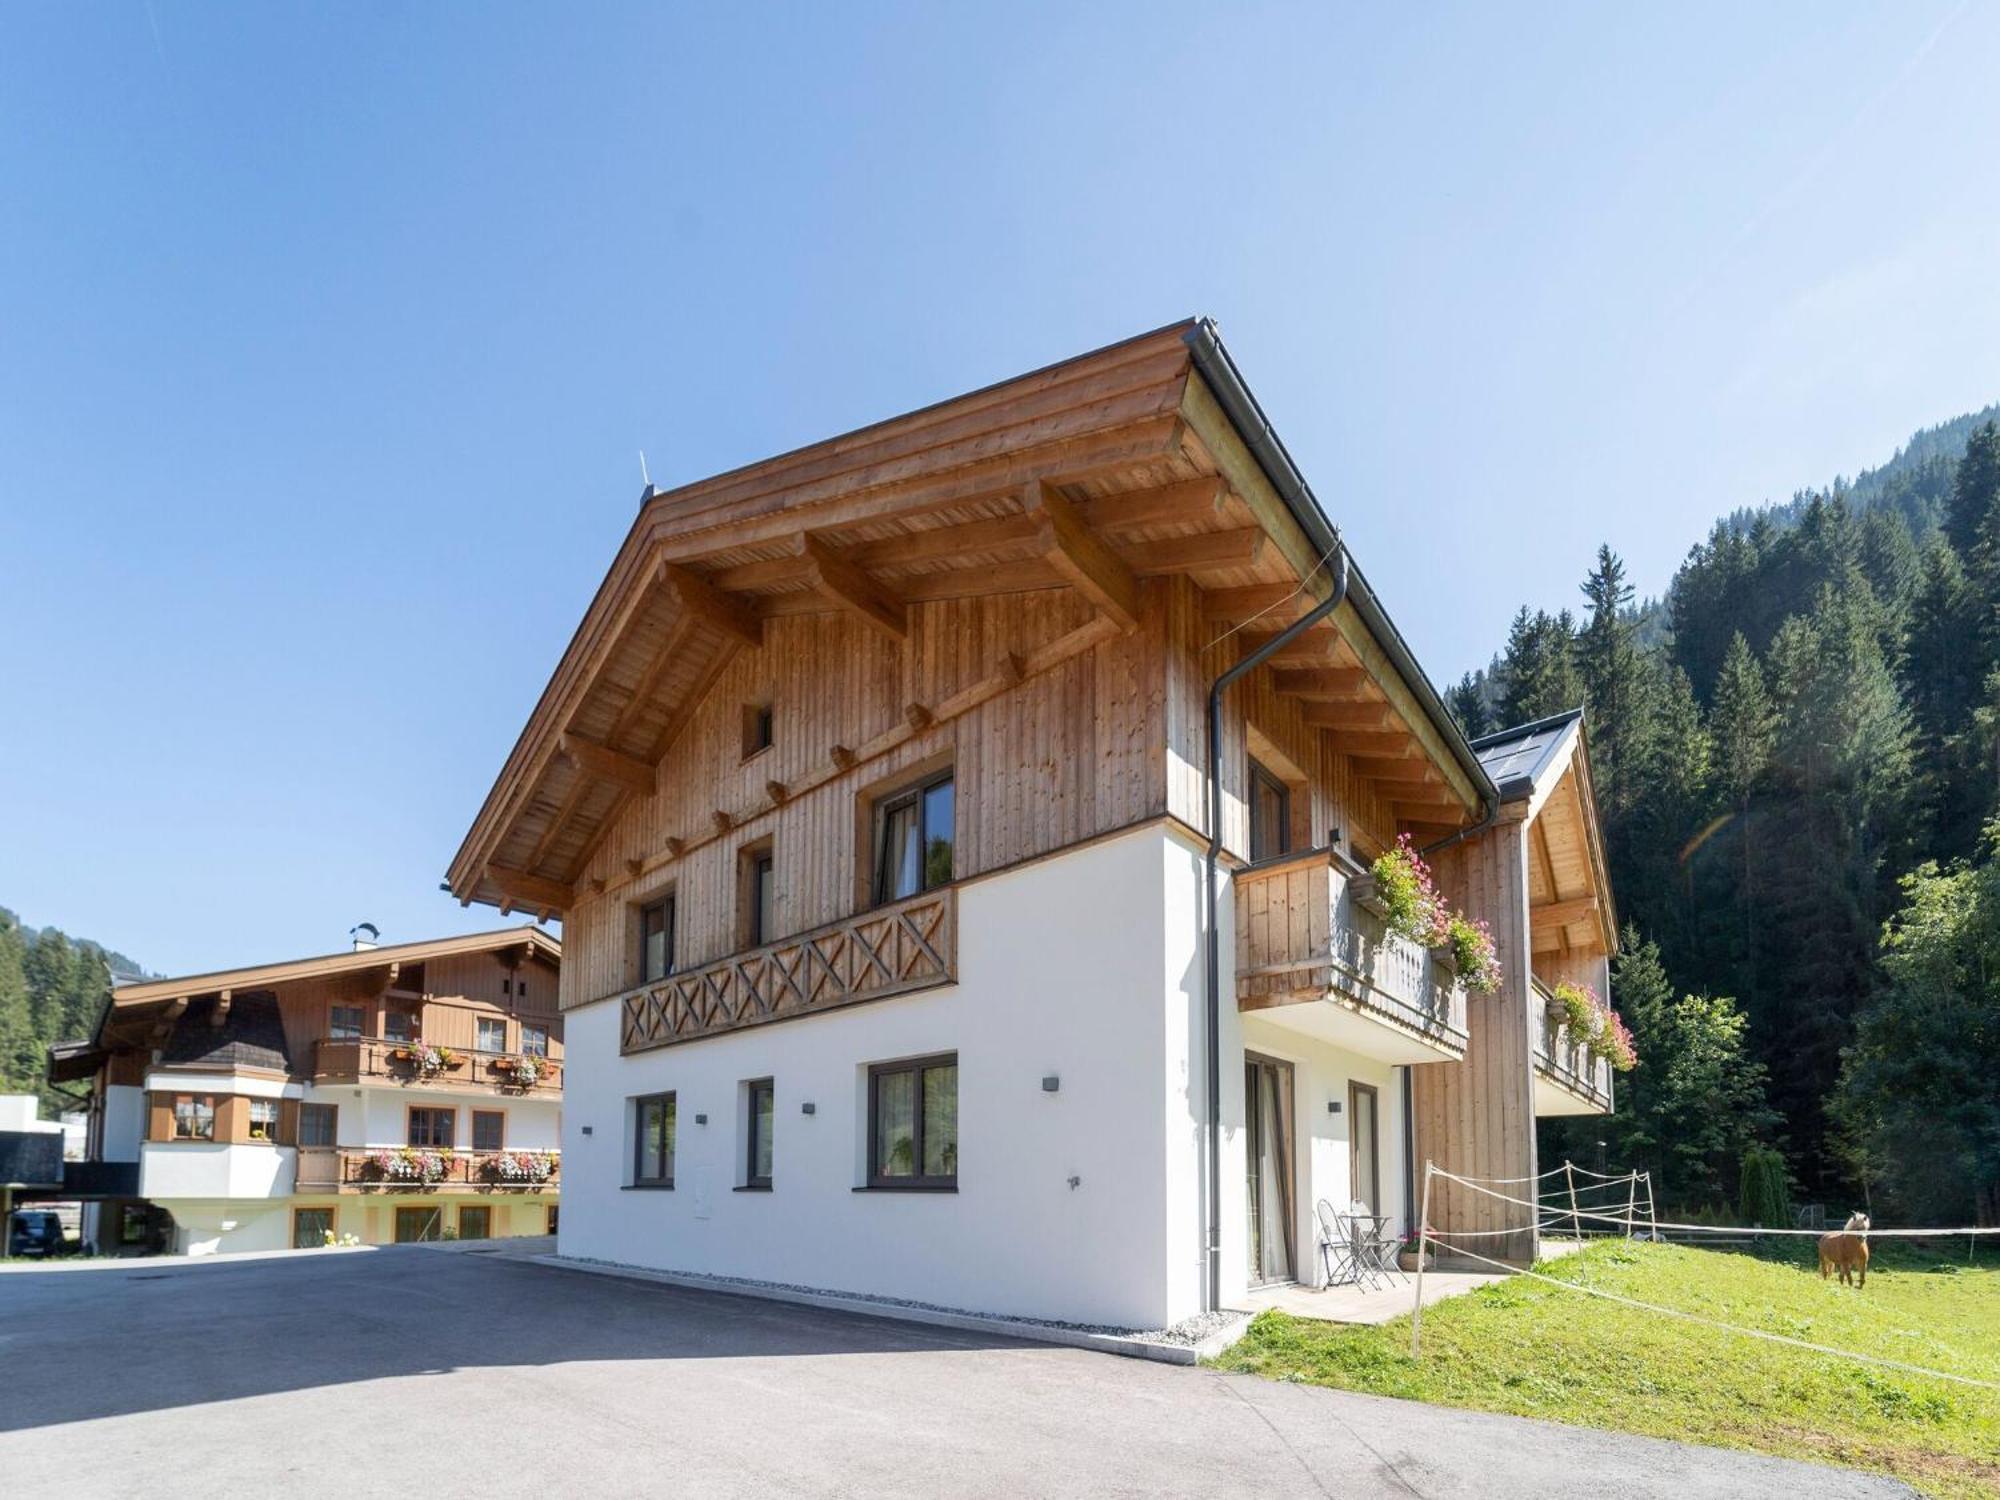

616,888,957,1054
1530,981,1615,1109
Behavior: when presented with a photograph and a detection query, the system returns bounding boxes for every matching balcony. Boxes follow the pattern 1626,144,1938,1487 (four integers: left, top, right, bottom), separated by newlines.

618,887,956,1054
1530,981,1614,1115
1234,848,1468,1063
311,1038,562,1095
294,1147,561,1195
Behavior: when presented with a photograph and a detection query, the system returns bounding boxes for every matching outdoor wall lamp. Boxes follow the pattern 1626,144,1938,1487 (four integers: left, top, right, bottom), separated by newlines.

1327,1100,1342,1114
1042,1074,1061,1093
801,1101,816,1115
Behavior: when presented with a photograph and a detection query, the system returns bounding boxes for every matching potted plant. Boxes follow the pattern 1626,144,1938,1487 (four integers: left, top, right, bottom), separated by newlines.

1397,1229,1434,1273
1364,834,1448,945
1441,912,1501,993
397,1042,460,1079
505,1054,545,1087
481,1149,557,1186
366,1146,456,1185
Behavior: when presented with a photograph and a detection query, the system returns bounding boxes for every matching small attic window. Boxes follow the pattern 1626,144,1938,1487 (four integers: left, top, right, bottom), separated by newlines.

741,701,775,760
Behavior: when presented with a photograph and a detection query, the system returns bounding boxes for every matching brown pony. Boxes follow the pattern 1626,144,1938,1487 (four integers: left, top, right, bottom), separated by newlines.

1818,1211,1871,1288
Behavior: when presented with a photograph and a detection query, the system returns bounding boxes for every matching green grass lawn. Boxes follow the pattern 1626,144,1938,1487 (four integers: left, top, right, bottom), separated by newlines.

1210,1240,2000,1499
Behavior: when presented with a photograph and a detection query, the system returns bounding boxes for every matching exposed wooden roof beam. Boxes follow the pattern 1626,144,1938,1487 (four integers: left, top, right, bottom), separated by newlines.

1531,895,1601,931
209,989,233,1027
1302,701,1398,731
559,732,656,797
662,563,764,648
1076,476,1228,531
1534,927,1607,957
1234,626,1342,666
147,998,188,1046
1324,729,1423,758
1393,798,1467,823
1270,667,1372,701
487,865,573,914
1022,479,1140,632
1203,584,1313,625
1125,529,1264,574
796,533,906,639
1352,755,1441,785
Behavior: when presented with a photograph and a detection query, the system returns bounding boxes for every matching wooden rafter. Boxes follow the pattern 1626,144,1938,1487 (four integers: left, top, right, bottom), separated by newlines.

1076,476,1227,531
662,563,763,647
1270,667,1372,701
559,732,656,797
1022,478,1140,631
487,864,573,913
1301,701,1398,730
796,533,906,639
209,989,233,1027
1532,895,1600,931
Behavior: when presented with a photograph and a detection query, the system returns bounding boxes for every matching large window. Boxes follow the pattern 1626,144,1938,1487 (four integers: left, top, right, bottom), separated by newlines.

299,1103,337,1148
867,1055,957,1189
633,1093,675,1187
329,1005,365,1040
292,1207,333,1249
1248,758,1291,862
172,1096,215,1141
639,895,675,983
872,772,954,904
745,1078,774,1189
408,1107,455,1148
471,1110,504,1152
476,1017,507,1053
247,1099,278,1142
458,1205,492,1240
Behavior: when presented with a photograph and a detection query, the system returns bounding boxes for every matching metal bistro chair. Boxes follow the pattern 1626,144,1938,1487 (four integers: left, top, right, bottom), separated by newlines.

1316,1198,1361,1288
1346,1200,1408,1290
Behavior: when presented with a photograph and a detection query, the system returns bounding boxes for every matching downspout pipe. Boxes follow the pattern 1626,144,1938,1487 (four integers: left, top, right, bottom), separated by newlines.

1203,544,1349,1314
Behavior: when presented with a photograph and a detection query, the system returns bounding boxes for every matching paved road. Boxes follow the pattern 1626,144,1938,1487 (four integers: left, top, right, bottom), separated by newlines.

0,1246,1914,1498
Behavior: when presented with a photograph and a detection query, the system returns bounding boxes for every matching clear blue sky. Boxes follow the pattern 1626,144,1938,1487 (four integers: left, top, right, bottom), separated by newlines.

5,3,1995,975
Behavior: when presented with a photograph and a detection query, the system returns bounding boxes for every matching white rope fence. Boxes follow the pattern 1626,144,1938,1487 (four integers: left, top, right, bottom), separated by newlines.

1406,1160,2000,1395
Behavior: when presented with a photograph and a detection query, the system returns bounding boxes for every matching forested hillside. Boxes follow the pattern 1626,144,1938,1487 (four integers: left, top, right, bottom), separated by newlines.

1450,415,2000,1225
0,907,146,1115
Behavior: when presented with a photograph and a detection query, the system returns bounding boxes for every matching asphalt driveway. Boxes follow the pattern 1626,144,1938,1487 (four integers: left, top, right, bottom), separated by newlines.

0,1246,1912,1498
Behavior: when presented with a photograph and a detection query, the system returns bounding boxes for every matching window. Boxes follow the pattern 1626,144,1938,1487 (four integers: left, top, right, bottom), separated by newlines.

247,1099,278,1142
520,1023,549,1058
546,1204,560,1235
472,1110,505,1152
299,1103,337,1148
394,1206,442,1243
408,1107,455,1148
457,1205,492,1240
329,1005,365,1040
477,1017,507,1053
745,1079,774,1189
383,1011,414,1044
172,1096,215,1141
746,849,775,946
872,772,954,904
639,895,675,983
632,1093,675,1187
1249,758,1291,862
867,1055,957,1188
292,1207,333,1249
742,701,775,759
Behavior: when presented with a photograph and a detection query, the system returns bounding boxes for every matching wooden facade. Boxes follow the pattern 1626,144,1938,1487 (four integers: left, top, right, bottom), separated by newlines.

449,323,1492,1038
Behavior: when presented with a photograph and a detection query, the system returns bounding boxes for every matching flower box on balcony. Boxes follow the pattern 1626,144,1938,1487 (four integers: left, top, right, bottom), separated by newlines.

1347,874,1391,920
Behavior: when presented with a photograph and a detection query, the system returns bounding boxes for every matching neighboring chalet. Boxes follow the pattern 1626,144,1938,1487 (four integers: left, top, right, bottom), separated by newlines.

446,319,1614,1329
50,927,563,1255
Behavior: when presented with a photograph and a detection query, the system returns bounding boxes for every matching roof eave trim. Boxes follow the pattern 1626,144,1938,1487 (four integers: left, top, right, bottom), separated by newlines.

1181,319,1497,808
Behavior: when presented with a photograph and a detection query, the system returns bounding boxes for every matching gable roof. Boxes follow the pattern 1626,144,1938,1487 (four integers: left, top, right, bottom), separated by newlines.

105,926,560,1009
1472,709,1586,803
447,320,1499,912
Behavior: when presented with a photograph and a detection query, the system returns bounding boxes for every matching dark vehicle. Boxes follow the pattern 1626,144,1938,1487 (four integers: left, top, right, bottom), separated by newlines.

7,1209,67,1258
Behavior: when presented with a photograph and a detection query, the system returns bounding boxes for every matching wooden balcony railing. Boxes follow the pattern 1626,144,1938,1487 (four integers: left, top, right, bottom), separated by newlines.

618,887,956,1054
1235,848,1468,1059
311,1037,562,1095
1530,981,1614,1112
294,1146,561,1194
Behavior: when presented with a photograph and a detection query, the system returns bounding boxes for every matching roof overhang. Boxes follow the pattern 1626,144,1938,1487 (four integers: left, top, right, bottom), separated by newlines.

448,319,1498,911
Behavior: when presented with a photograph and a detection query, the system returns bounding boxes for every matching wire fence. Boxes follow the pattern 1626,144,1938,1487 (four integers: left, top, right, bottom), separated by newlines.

1406,1159,1999,1395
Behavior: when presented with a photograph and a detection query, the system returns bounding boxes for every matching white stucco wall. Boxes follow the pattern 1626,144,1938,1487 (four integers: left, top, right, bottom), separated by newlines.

141,1141,295,1201
560,820,1416,1328
561,822,1186,1329
299,1086,562,1150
